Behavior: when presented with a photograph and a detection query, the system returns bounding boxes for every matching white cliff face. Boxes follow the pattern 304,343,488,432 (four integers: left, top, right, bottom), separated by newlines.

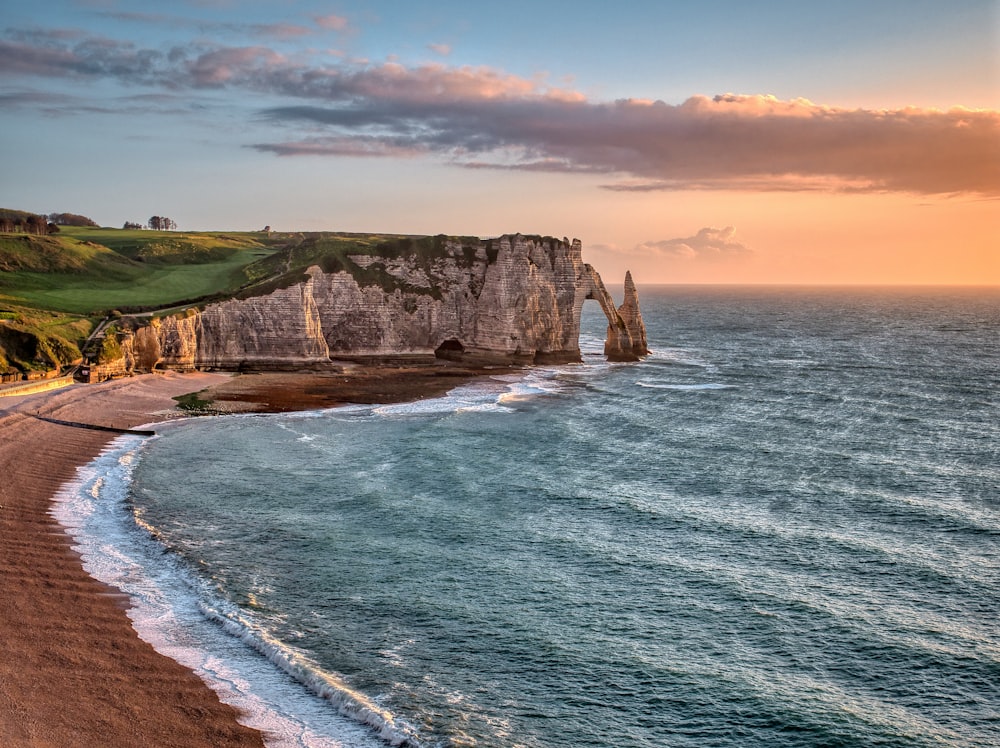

198,277,330,369
123,234,648,371
469,236,585,361
128,313,201,371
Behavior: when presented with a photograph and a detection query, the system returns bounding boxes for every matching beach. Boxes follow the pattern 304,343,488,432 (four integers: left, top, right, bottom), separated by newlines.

0,366,492,747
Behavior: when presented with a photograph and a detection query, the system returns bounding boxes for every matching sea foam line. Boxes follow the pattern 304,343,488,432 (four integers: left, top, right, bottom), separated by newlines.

53,435,392,748
636,380,734,391
199,602,423,747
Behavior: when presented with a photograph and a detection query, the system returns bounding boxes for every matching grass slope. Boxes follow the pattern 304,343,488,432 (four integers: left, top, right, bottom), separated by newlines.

0,306,91,374
235,232,485,301
0,225,280,374
0,227,277,314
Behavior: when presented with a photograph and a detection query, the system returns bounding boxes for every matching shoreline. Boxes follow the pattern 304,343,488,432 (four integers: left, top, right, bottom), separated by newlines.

0,366,501,747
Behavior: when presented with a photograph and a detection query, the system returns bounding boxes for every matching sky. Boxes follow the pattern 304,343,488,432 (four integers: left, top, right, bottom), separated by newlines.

1,0,998,285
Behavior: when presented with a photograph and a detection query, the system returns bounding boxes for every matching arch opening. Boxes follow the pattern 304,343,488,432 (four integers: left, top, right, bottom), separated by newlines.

579,297,610,359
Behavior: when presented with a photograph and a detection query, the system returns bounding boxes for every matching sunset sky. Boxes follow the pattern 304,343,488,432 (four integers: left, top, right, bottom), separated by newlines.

1,0,997,284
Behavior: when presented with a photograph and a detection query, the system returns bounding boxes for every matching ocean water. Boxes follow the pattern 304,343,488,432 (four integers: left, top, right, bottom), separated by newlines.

57,287,1000,748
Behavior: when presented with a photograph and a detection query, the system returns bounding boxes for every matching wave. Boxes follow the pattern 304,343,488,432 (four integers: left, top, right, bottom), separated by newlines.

199,601,423,747
636,380,735,391
496,371,568,404
372,369,572,417
372,381,513,417
53,436,397,748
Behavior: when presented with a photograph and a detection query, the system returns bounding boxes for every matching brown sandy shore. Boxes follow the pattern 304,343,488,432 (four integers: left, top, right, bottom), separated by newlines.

0,365,499,747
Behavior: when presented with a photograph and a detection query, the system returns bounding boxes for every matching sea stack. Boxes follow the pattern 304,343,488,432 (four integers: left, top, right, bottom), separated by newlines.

604,271,649,362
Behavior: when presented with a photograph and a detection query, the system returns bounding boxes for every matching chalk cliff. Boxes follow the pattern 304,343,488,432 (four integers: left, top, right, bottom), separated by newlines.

122,234,648,371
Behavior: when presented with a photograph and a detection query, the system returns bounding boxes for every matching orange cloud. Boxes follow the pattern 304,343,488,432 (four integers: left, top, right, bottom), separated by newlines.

258,91,999,196
634,227,753,261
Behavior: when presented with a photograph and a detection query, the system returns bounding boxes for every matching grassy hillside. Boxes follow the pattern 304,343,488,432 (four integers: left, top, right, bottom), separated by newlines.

0,224,284,376
0,306,91,374
0,227,278,315
235,232,486,301
0,225,425,376
239,233,403,288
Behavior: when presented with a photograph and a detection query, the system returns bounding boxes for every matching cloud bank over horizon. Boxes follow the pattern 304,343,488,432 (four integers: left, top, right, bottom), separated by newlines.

637,227,753,262
2,28,998,197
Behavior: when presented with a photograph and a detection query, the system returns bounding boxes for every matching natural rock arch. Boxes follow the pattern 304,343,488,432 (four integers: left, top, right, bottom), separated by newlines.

581,266,649,362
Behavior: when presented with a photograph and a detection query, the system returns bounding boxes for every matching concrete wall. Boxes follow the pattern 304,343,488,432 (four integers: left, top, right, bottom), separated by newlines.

0,376,75,398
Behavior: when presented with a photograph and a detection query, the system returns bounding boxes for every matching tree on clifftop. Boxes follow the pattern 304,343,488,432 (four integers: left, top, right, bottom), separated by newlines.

147,216,177,230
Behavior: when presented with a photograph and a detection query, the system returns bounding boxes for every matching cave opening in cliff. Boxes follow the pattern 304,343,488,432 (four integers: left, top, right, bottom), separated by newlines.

434,338,465,362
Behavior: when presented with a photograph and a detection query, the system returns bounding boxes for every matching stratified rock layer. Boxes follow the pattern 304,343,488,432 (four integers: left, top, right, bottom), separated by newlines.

124,234,648,371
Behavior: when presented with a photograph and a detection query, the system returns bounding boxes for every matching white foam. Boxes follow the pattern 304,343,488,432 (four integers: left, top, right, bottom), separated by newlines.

497,380,556,403
52,437,405,748
637,381,735,391
372,370,570,417
372,383,504,417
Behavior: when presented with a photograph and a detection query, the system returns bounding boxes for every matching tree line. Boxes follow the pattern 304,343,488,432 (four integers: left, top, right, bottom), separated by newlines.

0,207,179,234
0,209,100,234
0,210,56,235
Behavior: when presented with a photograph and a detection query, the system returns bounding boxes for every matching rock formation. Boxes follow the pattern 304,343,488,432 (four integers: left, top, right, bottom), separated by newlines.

121,234,648,371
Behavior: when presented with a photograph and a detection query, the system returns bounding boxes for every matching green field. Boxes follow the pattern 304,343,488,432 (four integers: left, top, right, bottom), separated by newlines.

0,227,278,314
0,224,285,374
0,305,93,374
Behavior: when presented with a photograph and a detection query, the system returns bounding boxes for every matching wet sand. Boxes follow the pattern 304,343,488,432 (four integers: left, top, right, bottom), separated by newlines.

0,366,499,747
195,364,509,413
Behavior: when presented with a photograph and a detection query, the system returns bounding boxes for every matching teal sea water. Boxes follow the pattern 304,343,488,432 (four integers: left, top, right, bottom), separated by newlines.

59,287,999,747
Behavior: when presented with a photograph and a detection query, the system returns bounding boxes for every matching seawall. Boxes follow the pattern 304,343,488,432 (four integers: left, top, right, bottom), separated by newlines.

0,375,74,398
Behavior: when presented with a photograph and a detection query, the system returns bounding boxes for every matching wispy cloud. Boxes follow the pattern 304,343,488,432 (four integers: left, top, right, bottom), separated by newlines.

428,43,452,57
314,14,350,32
0,89,75,108
252,135,423,158
634,227,753,261
3,30,998,196
187,46,286,85
0,86,215,117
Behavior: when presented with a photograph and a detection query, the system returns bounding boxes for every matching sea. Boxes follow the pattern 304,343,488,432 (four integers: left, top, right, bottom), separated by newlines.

55,286,1000,748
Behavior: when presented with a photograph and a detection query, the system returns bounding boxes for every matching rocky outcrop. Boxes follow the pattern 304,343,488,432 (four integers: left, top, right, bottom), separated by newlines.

580,267,649,362
121,234,648,371
605,270,649,362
